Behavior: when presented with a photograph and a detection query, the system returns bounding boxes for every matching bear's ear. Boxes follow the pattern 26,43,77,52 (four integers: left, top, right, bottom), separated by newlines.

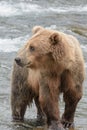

32,26,44,34
49,33,61,45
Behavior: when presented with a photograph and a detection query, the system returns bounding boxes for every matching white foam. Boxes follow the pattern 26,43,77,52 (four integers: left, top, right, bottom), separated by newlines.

85,63,87,68
46,6,87,13
0,1,87,17
0,35,29,52
0,38,19,52
0,2,20,17
81,45,87,52
17,2,41,13
0,1,41,17
46,25,57,30
18,3,87,14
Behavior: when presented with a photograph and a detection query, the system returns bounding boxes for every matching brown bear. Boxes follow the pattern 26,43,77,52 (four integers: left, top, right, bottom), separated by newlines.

11,26,85,130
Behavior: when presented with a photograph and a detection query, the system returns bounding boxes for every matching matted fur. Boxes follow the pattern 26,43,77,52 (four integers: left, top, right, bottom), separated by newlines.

11,26,85,129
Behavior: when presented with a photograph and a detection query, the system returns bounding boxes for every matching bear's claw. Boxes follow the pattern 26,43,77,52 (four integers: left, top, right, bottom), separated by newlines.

61,120,74,128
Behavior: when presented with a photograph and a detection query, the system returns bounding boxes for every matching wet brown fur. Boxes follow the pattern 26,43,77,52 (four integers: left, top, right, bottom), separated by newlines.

11,26,85,129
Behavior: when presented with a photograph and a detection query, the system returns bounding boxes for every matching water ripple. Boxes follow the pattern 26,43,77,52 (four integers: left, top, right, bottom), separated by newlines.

0,1,87,17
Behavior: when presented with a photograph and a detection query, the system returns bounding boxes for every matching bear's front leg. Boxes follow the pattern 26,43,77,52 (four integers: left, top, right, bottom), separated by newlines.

11,84,31,121
39,77,65,130
11,91,27,121
11,75,33,121
61,70,83,129
11,63,34,122
62,87,82,129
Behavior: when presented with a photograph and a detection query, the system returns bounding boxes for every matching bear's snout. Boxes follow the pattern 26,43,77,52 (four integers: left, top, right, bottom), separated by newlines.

15,57,30,67
15,57,22,66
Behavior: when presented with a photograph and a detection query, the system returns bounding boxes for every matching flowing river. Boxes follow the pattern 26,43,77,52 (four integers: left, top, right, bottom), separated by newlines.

0,0,87,130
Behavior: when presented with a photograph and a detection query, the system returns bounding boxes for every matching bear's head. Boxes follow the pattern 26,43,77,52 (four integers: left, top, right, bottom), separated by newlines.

15,26,66,70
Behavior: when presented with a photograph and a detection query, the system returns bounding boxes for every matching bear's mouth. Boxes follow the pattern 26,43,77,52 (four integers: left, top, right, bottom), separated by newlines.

15,59,24,67
16,62,32,68
25,62,32,68
16,62,25,67
15,57,32,68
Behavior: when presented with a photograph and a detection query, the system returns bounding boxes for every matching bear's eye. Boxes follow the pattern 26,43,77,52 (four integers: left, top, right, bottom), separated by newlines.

29,46,35,52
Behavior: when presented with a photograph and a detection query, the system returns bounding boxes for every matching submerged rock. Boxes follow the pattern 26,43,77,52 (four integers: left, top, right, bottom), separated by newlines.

71,26,87,37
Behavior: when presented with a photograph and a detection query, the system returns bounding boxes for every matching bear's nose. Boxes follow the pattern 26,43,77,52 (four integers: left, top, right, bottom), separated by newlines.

15,57,21,64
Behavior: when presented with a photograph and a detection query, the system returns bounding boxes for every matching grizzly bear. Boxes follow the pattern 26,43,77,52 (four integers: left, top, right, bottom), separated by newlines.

11,26,85,130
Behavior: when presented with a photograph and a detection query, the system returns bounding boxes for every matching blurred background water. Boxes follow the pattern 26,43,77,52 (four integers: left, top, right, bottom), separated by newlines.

0,0,87,130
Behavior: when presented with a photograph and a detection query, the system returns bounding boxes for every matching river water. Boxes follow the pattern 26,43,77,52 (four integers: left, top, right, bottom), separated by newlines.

0,0,87,130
